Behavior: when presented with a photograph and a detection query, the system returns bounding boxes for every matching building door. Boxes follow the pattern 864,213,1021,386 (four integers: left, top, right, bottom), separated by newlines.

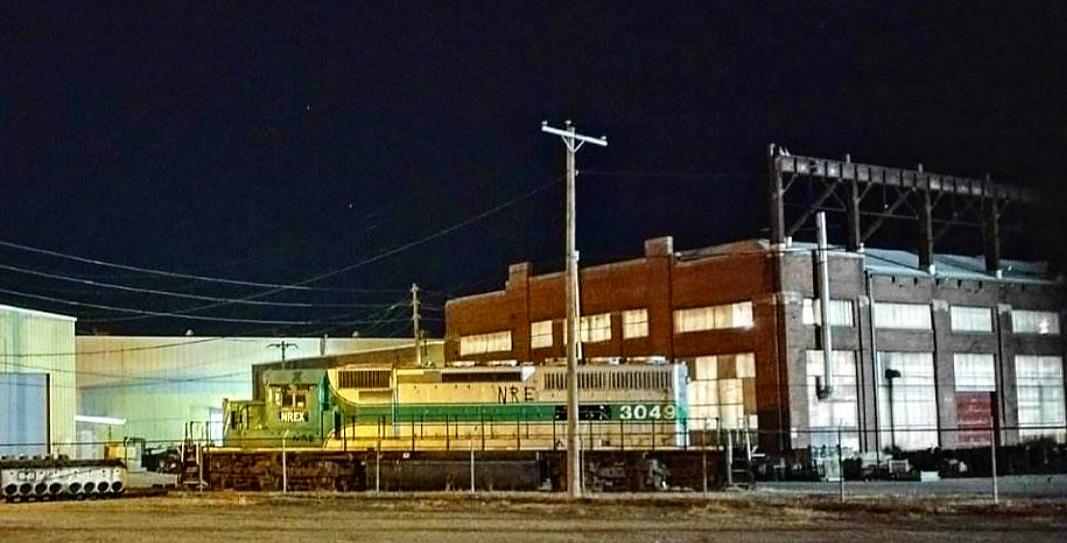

0,373,49,456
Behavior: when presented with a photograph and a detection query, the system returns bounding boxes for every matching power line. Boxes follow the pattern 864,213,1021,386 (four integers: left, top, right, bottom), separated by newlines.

85,177,560,324
0,262,399,309
0,239,408,294
1,296,414,359
581,169,757,180
0,285,414,326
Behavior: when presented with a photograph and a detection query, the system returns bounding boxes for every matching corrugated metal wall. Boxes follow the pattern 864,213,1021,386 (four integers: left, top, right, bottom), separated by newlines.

76,336,415,444
0,304,77,458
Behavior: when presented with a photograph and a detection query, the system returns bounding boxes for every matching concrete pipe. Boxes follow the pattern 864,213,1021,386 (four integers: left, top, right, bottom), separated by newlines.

18,483,32,496
111,481,124,495
68,482,82,495
34,483,48,496
84,482,96,494
3,484,17,497
98,481,110,494
49,482,63,495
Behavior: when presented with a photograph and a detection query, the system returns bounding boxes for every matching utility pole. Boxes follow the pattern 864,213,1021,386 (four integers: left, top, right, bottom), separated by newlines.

268,341,298,369
411,283,423,368
541,120,607,498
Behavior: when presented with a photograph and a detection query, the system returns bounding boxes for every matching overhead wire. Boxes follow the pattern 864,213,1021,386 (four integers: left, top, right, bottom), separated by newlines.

2,294,415,360
0,297,416,388
0,239,407,294
83,176,561,323
0,285,414,326
0,262,398,309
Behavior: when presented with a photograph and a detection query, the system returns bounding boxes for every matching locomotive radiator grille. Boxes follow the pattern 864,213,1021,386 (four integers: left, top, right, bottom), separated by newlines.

337,369,391,389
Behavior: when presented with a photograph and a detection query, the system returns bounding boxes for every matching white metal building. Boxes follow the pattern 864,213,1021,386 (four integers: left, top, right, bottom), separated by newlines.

0,304,77,458
75,335,419,447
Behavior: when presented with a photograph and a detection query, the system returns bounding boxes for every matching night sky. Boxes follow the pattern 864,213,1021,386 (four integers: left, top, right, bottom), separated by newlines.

1,2,1065,336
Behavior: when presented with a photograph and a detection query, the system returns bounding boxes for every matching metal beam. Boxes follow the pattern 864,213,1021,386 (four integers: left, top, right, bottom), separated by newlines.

917,189,935,272
776,154,1036,203
845,167,862,251
982,175,1002,275
862,189,914,242
769,144,786,245
787,179,841,238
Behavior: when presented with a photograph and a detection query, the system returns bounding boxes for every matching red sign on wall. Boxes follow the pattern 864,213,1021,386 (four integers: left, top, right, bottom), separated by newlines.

956,392,993,448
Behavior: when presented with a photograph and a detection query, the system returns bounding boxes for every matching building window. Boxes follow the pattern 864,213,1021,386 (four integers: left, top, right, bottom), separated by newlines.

873,303,932,330
530,320,553,349
801,299,854,326
673,301,753,333
580,313,612,343
877,351,938,450
950,306,993,333
806,351,859,450
458,331,512,356
688,353,757,430
622,309,649,339
953,353,996,392
1015,355,1066,442
1011,310,1061,335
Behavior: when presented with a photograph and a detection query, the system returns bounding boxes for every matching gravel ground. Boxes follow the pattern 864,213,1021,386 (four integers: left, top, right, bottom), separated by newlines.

0,493,1064,543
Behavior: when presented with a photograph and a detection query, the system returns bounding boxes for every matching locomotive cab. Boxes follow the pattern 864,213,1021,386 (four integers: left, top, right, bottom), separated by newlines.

222,369,330,448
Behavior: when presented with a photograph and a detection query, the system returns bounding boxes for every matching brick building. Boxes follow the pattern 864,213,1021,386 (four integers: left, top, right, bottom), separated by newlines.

444,235,1066,455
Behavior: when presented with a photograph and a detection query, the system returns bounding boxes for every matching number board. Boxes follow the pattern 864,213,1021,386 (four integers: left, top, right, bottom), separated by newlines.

278,410,309,423
553,404,678,421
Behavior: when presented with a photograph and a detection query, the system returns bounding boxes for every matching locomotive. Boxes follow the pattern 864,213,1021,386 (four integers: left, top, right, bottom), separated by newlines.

199,361,716,491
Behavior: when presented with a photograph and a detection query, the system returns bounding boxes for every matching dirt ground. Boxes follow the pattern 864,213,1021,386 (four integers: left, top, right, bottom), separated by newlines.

0,492,1064,543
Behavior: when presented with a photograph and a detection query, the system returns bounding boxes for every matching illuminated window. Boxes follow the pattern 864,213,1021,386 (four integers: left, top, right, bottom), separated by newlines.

877,351,938,450
873,303,931,330
951,306,993,333
622,309,649,339
806,351,859,450
1011,310,1060,335
688,352,757,430
801,299,854,326
953,353,996,392
580,313,612,343
459,331,512,356
1015,355,1066,442
673,301,753,333
530,320,553,349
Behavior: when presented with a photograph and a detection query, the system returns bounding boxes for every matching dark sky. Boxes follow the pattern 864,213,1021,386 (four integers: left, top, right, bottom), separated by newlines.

1,2,1065,336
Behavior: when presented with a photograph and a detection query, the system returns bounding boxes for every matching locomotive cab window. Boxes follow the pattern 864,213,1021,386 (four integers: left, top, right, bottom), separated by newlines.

270,385,314,408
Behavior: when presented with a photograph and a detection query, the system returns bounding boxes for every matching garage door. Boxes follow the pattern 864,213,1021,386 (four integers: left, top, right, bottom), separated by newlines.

0,373,48,456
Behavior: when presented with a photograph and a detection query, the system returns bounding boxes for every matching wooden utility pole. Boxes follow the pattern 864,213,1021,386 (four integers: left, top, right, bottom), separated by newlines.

541,120,607,498
268,341,298,369
411,283,423,368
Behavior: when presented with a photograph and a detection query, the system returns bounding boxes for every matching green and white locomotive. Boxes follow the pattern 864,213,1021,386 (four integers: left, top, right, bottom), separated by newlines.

224,363,688,451
204,361,707,491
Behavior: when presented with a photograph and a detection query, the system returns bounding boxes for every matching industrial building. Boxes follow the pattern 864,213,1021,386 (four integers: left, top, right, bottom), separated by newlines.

445,149,1066,458
75,335,430,449
0,304,77,457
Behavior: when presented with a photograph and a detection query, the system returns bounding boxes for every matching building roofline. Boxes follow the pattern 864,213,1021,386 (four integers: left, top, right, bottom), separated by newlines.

446,236,1061,306
0,303,77,323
